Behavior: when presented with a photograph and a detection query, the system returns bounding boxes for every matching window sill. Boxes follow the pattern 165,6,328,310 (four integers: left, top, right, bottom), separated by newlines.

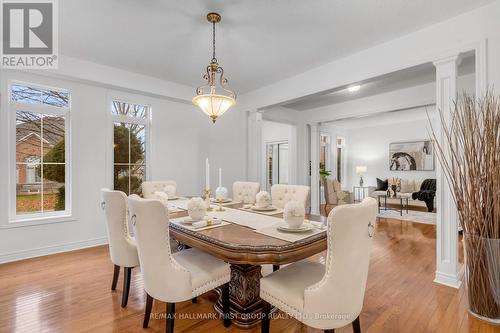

2,214,76,229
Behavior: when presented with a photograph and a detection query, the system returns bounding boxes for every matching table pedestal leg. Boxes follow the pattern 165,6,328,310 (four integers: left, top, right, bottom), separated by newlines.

214,264,265,329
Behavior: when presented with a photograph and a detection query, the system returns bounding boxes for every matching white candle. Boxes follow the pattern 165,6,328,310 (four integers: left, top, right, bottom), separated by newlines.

218,168,222,188
205,158,210,190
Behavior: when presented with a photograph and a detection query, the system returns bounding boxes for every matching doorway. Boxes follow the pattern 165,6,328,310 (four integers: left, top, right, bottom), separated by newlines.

266,141,289,191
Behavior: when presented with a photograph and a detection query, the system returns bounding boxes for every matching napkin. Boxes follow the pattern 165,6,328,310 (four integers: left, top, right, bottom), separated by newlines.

308,221,326,229
192,218,221,229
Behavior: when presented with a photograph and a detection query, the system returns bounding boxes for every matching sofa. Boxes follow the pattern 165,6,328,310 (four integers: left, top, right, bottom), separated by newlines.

368,178,436,211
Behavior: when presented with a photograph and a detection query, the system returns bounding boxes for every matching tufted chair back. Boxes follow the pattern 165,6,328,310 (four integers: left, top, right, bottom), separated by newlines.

271,184,310,209
303,197,377,328
128,195,192,303
233,181,261,204
100,189,139,268
141,181,177,199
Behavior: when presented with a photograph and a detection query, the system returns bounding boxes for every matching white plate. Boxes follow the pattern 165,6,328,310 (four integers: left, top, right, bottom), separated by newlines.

211,198,232,203
277,222,313,233
251,205,277,212
181,217,203,225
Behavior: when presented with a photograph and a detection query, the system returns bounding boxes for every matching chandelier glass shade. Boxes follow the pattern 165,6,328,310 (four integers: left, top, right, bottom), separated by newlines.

193,13,236,124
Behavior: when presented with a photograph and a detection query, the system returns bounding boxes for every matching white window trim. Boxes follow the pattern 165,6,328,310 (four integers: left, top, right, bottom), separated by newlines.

106,95,152,192
8,80,72,224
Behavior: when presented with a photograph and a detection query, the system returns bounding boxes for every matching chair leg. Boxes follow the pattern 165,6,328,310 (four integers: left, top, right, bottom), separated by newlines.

261,301,271,333
121,267,132,308
111,264,120,290
143,293,154,328
191,297,197,304
272,265,280,272
166,303,175,333
352,316,361,333
222,283,231,327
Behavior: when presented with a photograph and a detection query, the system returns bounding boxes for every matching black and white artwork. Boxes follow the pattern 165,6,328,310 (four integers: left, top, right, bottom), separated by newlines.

389,140,434,171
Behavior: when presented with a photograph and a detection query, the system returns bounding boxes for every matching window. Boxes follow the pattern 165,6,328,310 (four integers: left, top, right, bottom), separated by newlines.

11,83,70,219
111,100,149,196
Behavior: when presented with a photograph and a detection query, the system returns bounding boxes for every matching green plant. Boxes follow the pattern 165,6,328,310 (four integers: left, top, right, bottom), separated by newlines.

319,162,331,178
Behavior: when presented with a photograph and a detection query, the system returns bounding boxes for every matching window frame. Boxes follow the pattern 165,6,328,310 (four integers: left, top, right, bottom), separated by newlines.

107,95,151,195
8,80,72,223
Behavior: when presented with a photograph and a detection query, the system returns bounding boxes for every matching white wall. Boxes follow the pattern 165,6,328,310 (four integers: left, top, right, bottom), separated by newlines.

0,69,247,263
344,111,437,190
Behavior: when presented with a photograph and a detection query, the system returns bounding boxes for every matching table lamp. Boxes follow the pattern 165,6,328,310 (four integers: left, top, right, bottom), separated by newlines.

356,166,367,186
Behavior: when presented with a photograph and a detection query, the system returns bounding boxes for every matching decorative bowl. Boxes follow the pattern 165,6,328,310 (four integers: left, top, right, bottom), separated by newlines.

283,201,306,228
164,185,177,198
187,197,207,221
215,186,229,200
255,191,271,209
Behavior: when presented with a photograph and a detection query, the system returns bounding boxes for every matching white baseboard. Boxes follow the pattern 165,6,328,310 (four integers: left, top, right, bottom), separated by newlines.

434,271,462,289
0,237,109,264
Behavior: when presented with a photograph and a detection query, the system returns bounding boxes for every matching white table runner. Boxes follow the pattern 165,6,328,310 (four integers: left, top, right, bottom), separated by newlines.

207,207,282,230
170,216,230,231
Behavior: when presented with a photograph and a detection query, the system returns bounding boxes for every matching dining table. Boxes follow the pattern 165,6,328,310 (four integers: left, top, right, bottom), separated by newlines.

168,201,327,329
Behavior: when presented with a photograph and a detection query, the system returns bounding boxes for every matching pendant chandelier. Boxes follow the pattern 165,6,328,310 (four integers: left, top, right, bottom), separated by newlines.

192,12,236,124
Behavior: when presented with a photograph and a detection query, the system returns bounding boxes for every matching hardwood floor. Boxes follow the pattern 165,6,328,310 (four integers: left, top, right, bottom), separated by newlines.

1,218,499,332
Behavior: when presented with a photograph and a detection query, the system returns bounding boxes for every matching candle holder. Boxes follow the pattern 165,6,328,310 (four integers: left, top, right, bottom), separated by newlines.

216,198,225,212
204,188,213,211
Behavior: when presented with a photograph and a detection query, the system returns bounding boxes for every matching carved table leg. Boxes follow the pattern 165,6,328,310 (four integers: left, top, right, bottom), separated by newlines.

214,264,268,329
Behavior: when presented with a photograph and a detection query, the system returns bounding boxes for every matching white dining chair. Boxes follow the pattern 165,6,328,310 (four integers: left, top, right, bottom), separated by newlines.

270,184,310,209
128,195,232,333
100,189,140,308
233,181,261,204
260,197,377,333
141,180,177,199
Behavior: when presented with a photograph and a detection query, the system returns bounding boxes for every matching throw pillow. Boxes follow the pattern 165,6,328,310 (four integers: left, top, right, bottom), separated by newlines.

376,178,388,191
400,179,415,193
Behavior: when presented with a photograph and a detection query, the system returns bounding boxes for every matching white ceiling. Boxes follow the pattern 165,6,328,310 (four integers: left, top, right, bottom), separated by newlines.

60,0,493,93
282,55,476,111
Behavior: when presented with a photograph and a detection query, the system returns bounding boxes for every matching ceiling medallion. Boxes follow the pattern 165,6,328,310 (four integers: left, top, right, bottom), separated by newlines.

192,12,236,124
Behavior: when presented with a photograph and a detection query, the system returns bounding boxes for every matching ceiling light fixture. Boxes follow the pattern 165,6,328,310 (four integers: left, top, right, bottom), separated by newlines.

192,12,236,124
347,85,361,92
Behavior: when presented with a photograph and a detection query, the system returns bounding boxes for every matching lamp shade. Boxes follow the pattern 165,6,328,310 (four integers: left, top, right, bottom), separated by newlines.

356,166,367,174
192,94,236,123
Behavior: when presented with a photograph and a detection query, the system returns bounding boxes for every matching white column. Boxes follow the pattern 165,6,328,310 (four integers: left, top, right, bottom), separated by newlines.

309,123,320,215
433,55,461,289
247,110,263,185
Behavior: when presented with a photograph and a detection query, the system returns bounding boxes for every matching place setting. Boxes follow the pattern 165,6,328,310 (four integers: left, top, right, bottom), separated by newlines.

240,191,283,216
170,197,230,231
254,201,326,242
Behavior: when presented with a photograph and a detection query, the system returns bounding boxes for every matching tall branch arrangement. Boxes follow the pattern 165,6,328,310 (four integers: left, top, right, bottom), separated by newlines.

430,93,500,320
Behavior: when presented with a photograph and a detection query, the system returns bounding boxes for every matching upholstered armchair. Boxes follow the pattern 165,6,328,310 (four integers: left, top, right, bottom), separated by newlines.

324,176,351,215
271,184,310,209
141,180,177,199
233,181,260,204
260,197,377,333
100,189,140,308
128,195,231,332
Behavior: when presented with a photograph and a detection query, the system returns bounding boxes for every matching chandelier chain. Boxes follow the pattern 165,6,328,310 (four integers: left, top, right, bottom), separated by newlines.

212,21,217,63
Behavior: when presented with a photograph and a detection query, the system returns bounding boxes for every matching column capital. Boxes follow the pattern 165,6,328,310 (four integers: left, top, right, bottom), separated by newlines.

433,54,461,67
307,122,321,128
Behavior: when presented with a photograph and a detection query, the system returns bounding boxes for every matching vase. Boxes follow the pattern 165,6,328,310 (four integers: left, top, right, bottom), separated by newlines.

463,233,500,324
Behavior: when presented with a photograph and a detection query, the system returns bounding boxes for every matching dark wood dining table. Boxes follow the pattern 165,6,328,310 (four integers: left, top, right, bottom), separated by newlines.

169,203,327,329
